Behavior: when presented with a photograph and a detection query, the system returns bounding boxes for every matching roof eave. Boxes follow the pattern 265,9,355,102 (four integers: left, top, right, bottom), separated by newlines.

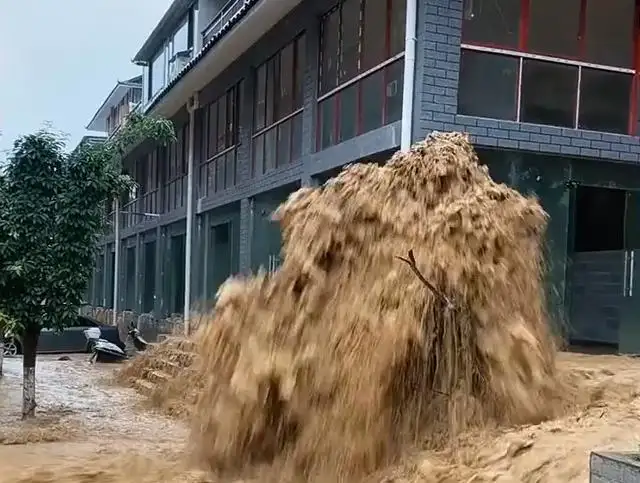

133,0,194,63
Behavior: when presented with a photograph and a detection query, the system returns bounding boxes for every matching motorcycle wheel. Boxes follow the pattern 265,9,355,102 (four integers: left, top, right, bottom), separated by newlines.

3,340,18,357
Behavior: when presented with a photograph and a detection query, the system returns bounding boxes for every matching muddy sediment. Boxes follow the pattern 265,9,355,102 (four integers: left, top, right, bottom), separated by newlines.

120,132,579,482
11,133,632,482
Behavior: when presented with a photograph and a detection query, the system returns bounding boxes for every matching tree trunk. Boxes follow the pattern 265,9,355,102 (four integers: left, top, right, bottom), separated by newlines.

0,339,3,377
21,327,40,419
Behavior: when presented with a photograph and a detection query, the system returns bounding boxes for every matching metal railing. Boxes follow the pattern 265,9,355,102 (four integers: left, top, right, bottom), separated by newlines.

202,0,246,45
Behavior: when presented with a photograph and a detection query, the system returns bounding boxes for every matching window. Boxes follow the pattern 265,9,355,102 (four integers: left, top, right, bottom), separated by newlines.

198,82,242,197
318,0,406,151
462,0,520,49
579,69,632,134
252,35,305,176
172,20,189,56
458,50,518,120
459,0,637,135
149,49,166,98
520,60,578,128
164,123,188,213
528,0,581,58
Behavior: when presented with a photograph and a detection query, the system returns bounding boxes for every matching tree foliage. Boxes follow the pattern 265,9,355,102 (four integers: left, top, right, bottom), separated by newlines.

0,112,175,339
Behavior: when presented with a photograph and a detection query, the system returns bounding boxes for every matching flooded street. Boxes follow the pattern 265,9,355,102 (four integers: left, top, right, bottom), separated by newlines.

0,355,190,482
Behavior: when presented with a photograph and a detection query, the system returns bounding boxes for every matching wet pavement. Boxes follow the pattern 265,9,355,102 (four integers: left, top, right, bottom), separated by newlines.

0,355,188,480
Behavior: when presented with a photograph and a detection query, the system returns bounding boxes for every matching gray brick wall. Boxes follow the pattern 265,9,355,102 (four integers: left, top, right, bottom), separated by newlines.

413,0,640,162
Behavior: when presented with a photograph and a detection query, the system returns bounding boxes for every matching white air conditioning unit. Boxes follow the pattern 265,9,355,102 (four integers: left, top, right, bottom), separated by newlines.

169,50,192,81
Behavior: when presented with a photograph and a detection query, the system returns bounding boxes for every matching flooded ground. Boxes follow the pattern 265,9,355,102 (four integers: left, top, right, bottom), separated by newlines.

0,355,189,482
1,352,640,482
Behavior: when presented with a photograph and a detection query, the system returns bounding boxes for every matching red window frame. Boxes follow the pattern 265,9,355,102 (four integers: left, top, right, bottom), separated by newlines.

316,0,405,151
461,0,640,135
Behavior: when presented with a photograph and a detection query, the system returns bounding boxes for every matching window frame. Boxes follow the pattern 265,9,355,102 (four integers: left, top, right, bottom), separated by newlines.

252,34,306,177
316,0,406,151
198,81,242,198
460,0,640,135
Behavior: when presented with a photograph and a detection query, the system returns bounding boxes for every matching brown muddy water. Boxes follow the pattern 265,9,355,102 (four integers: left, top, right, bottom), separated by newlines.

0,355,191,482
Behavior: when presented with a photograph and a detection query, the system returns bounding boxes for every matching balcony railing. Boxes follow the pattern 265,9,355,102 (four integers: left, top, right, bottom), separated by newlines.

202,0,245,45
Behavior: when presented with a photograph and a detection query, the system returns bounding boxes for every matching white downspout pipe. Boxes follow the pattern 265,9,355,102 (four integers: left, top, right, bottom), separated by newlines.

400,0,418,151
112,198,120,327
183,94,199,337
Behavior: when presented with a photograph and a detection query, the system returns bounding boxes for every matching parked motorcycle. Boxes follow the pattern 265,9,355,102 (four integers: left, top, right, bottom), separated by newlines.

84,327,127,363
128,326,149,352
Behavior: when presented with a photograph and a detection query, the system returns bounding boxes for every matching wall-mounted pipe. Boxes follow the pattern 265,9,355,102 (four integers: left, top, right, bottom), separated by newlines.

400,0,418,151
183,93,199,336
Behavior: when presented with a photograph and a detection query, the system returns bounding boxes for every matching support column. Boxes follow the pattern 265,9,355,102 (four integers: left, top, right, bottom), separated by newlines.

183,94,199,336
239,197,253,274
134,233,142,313
112,199,120,326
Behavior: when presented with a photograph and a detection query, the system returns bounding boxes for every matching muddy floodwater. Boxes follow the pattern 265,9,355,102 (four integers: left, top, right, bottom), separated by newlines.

0,355,189,482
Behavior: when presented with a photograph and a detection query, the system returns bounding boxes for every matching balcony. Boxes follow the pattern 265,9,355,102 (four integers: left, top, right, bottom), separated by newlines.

201,0,245,46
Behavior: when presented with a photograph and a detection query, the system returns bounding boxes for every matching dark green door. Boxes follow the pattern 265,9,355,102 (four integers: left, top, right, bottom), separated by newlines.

207,222,232,300
568,186,627,346
170,234,186,314
142,240,156,313
618,191,640,353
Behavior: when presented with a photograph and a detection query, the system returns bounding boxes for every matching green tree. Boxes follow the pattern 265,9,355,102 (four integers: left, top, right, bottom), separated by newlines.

0,113,174,418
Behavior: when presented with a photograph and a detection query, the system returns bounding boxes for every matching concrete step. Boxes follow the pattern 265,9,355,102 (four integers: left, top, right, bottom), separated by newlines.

132,378,156,395
144,368,171,384
157,359,184,375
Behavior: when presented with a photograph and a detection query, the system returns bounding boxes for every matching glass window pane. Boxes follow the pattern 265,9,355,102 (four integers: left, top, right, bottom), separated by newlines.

225,152,236,188
207,103,217,158
218,96,227,150
390,0,406,56
227,89,236,146
277,119,292,167
362,0,386,70
579,69,632,135
319,97,336,150
255,64,267,131
278,43,295,119
208,162,216,194
253,134,264,176
385,59,404,124
585,0,635,68
173,20,189,54
361,70,384,133
528,0,580,58
320,9,340,95
458,50,518,121
199,164,207,197
215,157,225,192
266,57,277,125
340,0,361,83
294,35,306,109
339,84,358,142
291,113,303,161
461,0,520,49
265,129,277,172
520,59,578,128
151,50,166,96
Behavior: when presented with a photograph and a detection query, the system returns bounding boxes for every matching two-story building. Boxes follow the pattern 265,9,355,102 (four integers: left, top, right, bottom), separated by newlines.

86,0,640,352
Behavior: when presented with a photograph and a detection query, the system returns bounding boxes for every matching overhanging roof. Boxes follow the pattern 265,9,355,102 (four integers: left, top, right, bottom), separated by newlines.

86,76,142,132
146,0,301,118
133,0,195,63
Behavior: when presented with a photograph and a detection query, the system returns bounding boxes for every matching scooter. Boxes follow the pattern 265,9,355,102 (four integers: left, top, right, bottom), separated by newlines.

128,326,149,352
84,327,127,363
